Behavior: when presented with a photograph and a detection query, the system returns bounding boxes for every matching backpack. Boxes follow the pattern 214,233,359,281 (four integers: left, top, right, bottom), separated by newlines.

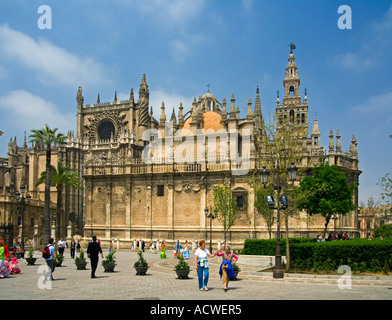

42,245,51,259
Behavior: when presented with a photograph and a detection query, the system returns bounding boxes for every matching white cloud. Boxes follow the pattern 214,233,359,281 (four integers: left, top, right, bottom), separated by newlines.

121,0,206,27
370,4,392,46
0,65,8,79
242,0,254,10
330,5,392,71
351,91,392,113
0,24,110,87
117,0,209,62
0,90,75,136
329,52,374,71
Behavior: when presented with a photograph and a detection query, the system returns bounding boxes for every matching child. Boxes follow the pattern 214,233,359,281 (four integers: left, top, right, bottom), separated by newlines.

9,253,21,274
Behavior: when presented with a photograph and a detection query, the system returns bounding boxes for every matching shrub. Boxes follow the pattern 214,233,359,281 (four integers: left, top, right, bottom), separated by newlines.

359,262,367,273
75,248,86,263
289,238,392,273
174,253,189,270
242,238,313,256
102,250,116,266
134,250,148,268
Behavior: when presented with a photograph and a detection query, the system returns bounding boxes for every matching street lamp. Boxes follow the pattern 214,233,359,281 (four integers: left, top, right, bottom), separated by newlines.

8,184,31,251
260,161,297,279
205,207,215,252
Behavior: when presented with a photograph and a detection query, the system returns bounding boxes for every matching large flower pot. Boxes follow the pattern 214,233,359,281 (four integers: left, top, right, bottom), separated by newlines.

55,259,63,267
175,269,190,279
103,262,116,272
134,266,149,275
26,257,37,266
75,261,88,270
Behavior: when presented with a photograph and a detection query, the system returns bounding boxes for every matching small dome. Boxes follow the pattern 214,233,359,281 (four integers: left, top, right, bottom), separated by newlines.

182,111,223,133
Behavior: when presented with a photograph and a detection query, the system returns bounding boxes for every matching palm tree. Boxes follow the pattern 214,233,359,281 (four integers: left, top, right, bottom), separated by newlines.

29,125,66,243
36,162,83,239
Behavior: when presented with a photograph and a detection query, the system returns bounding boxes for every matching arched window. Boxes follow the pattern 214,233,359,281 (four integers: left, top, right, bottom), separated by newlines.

289,86,295,96
98,120,115,140
207,100,212,111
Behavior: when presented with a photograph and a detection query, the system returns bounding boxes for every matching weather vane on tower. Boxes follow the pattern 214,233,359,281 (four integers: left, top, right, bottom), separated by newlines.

288,42,296,54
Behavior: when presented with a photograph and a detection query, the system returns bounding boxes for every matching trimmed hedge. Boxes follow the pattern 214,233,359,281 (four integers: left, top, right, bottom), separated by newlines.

243,238,313,256
290,239,392,273
243,238,392,273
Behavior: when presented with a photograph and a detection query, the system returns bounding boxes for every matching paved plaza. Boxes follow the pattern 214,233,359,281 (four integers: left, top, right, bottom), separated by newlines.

2,248,392,302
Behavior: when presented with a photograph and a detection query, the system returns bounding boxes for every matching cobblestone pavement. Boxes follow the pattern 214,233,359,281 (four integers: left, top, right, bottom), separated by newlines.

1,249,392,301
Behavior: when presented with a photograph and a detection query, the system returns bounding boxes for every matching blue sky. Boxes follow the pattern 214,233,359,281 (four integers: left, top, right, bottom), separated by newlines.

0,0,391,205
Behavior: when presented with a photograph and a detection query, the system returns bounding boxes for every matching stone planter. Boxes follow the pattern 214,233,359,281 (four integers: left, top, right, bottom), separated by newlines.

134,266,149,275
75,260,88,270
26,257,37,266
103,262,116,272
174,269,191,279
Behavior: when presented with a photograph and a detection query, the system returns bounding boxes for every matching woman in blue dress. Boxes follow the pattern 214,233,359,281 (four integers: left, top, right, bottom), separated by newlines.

183,240,190,259
216,245,239,292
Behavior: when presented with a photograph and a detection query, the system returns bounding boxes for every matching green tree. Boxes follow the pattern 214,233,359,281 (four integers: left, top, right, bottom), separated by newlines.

254,183,275,239
378,173,392,205
29,125,66,243
213,185,237,246
294,162,356,237
36,162,83,238
255,115,307,270
374,224,392,238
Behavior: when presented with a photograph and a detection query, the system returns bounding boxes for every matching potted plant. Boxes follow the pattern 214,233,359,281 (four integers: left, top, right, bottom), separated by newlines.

102,250,116,272
133,250,149,275
174,252,191,279
75,248,88,270
55,250,64,267
25,247,37,265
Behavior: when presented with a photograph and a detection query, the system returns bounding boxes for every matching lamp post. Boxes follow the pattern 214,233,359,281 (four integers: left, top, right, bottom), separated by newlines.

8,184,31,251
260,162,297,279
204,207,215,252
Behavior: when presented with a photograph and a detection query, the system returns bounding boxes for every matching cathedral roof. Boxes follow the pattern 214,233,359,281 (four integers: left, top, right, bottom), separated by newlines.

182,111,223,133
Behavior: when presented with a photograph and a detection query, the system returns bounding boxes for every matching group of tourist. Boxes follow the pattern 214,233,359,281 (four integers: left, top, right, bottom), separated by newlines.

0,239,21,278
2,235,240,292
317,231,350,241
159,238,239,292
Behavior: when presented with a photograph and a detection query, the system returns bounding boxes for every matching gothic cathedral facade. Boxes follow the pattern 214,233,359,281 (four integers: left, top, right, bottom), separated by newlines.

0,51,361,248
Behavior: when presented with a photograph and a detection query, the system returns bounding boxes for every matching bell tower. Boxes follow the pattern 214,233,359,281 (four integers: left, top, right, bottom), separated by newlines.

276,43,308,133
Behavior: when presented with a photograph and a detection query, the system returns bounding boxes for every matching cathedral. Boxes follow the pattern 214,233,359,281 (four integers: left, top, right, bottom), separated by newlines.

0,49,361,249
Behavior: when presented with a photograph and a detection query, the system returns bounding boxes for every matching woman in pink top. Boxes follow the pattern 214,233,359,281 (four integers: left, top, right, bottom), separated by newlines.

216,245,238,292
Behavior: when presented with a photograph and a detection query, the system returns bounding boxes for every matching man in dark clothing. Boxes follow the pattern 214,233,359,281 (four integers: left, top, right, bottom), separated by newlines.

87,235,104,278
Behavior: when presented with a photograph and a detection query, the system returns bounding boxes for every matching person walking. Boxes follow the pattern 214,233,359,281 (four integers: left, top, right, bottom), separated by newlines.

174,240,182,258
160,240,167,259
87,235,104,279
57,238,66,256
0,241,11,278
45,238,59,280
194,239,216,291
183,240,190,260
70,238,76,259
216,245,238,292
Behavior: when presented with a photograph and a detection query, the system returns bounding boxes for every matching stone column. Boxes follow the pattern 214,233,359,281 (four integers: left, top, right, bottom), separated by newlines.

18,224,22,244
66,222,72,243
